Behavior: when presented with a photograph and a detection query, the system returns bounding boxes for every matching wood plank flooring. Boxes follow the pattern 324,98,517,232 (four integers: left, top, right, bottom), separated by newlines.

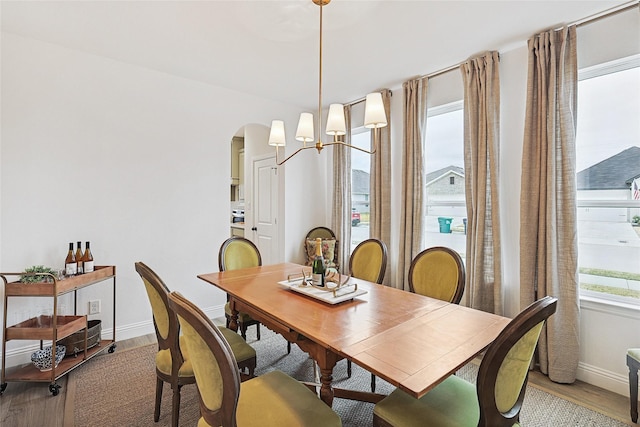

0,333,636,426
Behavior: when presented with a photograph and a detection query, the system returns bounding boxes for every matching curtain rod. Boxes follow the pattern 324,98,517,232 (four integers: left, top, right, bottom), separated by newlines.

345,89,392,108
416,0,639,82
573,0,638,28
344,1,638,103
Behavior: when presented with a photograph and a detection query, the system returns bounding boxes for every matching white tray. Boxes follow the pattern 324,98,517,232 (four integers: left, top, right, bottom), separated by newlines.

277,278,367,304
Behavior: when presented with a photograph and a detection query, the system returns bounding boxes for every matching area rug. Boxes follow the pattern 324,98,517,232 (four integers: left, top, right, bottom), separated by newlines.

70,327,630,426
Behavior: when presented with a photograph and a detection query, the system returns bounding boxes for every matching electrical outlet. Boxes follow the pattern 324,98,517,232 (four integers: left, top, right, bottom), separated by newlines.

88,300,101,315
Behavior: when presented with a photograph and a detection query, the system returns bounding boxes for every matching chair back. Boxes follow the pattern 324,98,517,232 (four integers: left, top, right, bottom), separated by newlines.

306,226,336,240
305,227,339,269
349,238,388,284
476,296,558,426
135,262,185,379
167,291,241,427
218,236,262,271
408,246,465,304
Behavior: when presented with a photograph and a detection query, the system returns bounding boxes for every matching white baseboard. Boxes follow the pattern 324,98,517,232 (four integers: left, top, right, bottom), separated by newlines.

577,361,635,398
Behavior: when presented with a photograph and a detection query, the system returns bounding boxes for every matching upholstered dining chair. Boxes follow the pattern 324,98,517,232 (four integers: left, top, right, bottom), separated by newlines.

219,236,262,340
347,238,388,384
305,226,339,270
628,348,640,423
408,246,465,304
167,291,343,427
373,295,558,427
349,238,388,284
135,262,256,427
369,246,466,393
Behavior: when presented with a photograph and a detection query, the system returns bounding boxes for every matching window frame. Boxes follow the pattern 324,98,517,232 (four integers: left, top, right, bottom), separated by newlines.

424,100,466,209
576,54,640,306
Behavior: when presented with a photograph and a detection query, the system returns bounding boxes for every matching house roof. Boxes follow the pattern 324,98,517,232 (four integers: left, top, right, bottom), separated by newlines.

352,169,369,194
425,166,465,186
577,146,640,190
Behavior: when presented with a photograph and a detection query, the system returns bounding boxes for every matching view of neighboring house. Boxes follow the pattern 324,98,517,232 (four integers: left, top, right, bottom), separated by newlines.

424,165,466,219
425,165,465,199
577,146,640,222
352,169,370,214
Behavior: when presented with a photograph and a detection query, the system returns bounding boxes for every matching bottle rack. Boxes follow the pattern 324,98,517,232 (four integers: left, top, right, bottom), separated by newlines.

0,266,116,395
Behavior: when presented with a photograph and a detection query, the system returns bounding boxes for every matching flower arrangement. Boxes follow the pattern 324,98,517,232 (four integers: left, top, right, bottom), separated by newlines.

20,265,54,283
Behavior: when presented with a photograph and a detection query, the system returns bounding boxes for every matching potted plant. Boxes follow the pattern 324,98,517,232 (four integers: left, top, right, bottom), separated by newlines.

20,265,54,283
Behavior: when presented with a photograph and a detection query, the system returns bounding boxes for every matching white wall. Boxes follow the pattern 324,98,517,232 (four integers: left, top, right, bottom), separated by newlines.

0,32,301,366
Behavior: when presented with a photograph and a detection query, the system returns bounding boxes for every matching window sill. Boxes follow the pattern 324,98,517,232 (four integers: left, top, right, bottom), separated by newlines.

580,295,640,319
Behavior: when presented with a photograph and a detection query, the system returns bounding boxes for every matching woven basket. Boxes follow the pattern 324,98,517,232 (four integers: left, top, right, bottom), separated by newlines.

59,319,101,357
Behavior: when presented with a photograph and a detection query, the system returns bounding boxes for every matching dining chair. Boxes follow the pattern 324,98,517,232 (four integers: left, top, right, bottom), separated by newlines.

305,226,339,270
367,246,466,393
347,238,387,383
627,348,640,423
135,262,256,427
373,295,558,427
219,236,262,340
408,246,465,304
167,291,343,427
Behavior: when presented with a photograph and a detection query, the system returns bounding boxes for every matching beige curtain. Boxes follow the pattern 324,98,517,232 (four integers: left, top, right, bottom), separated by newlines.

520,26,579,383
460,52,503,315
370,89,392,286
332,105,352,273
396,78,427,290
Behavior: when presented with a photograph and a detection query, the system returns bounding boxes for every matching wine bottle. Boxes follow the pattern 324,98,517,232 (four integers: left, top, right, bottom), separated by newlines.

64,242,77,276
75,241,84,274
83,241,94,273
311,237,326,287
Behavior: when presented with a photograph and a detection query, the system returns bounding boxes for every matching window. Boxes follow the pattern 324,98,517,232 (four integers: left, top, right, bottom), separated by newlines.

424,101,466,261
576,55,640,304
351,128,371,250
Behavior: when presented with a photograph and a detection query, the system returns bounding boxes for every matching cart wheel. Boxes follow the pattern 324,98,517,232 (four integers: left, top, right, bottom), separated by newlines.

0,383,7,394
49,384,61,396
108,344,117,353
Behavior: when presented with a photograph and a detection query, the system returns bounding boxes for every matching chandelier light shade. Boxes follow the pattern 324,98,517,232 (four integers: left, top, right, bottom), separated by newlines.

268,120,286,147
295,112,315,143
269,0,388,166
364,93,388,129
326,104,347,136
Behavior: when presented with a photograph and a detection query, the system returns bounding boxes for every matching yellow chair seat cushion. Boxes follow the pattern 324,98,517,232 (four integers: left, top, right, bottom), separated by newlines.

374,374,480,427
197,370,341,427
224,302,255,324
156,335,193,377
218,326,256,363
628,348,640,362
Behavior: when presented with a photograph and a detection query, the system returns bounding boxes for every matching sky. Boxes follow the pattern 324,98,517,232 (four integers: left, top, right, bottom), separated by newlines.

576,66,639,172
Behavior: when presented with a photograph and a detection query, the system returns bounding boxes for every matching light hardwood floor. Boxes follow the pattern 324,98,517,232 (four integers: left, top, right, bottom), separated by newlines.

0,333,636,426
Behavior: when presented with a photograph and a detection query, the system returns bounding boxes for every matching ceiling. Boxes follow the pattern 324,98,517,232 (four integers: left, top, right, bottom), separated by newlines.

1,1,630,111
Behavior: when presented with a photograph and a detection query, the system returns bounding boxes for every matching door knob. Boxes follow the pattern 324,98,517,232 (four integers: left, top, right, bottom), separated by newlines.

251,227,257,231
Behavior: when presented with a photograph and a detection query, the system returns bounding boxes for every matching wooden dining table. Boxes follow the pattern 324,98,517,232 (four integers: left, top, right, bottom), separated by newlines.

198,262,511,407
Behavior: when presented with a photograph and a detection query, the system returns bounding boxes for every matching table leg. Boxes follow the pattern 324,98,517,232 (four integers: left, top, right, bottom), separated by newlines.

229,300,239,332
319,366,334,406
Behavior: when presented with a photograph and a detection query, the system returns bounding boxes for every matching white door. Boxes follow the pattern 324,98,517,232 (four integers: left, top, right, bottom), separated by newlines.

251,155,278,265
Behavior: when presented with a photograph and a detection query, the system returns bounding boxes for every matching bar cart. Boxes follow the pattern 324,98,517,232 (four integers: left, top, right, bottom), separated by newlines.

1,266,116,395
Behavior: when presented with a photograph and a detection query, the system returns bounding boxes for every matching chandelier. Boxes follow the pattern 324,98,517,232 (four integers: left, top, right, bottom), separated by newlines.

268,0,388,166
